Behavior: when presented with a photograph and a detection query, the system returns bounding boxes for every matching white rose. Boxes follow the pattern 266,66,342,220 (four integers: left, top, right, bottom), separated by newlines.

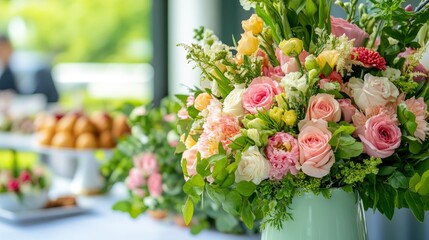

348,74,399,110
223,84,246,117
235,146,270,185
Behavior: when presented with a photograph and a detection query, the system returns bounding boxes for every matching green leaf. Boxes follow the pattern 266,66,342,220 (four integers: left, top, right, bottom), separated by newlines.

409,173,421,190
175,141,187,154
183,175,205,202
222,190,242,216
206,185,225,204
236,181,257,197
196,158,211,177
181,158,188,177
220,174,235,188
378,166,397,176
388,171,408,189
415,170,429,196
183,197,194,225
212,158,228,183
241,200,255,229
112,200,131,212
187,106,200,119
376,183,396,219
404,190,425,221
214,212,239,233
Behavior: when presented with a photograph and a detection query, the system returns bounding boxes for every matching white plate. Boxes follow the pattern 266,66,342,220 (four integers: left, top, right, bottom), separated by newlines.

0,205,89,223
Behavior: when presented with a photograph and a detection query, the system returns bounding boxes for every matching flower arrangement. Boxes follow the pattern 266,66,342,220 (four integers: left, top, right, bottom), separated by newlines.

0,158,50,199
101,98,252,234
176,0,429,230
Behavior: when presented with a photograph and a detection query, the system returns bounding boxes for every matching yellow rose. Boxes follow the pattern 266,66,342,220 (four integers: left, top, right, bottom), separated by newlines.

283,110,297,126
316,50,340,75
194,93,212,111
237,31,259,56
242,14,264,35
181,134,196,148
279,38,303,57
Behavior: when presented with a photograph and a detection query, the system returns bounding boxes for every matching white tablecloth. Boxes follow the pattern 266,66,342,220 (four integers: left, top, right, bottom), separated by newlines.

0,178,260,240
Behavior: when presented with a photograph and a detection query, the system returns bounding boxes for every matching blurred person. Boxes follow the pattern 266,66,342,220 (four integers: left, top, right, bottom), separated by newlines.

0,36,18,93
33,67,59,103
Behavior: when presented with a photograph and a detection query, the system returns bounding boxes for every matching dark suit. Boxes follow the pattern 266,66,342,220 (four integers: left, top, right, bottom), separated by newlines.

0,66,18,92
33,68,59,103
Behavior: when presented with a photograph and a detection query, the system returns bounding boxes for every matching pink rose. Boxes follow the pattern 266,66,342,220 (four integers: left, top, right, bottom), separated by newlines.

275,48,309,74
299,94,341,128
338,99,357,123
297,119,335,178
127,168,145,190
133,153,159,176
330,16,369,47
148,173,163,197
242,77,283,114
263,65,284,81
265,132,300,180
182,145,198,180
358,113,401,158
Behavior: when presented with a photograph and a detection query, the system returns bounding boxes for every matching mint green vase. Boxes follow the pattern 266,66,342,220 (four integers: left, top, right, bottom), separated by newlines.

261,189,367,240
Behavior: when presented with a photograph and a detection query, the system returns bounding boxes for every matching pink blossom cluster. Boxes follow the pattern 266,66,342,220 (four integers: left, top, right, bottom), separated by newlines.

128,153,162,198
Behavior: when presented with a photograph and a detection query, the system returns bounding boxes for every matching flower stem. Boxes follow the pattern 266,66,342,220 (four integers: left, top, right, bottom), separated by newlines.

295,56,304,74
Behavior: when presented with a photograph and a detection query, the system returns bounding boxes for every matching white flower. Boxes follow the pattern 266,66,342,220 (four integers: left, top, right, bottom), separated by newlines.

132,126,149,144
223,84,246,118
382,67,402,81
281,72,308,101
129,106,146,120
235,146,270,185
240,0,256,10
348,74,399,110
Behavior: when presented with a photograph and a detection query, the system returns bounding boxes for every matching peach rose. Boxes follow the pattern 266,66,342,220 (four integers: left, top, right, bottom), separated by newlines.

148,173,163,197
358,113,401,158
338,99,357,123
242,14,264,35
237,31,259,55
297,119,335,178
299,94,341,128
194,93,213,111
330,16,369,47
242,77,283,114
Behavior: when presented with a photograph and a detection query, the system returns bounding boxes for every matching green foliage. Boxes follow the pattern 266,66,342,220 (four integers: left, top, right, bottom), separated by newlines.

329,123,363,159
0,0,150,63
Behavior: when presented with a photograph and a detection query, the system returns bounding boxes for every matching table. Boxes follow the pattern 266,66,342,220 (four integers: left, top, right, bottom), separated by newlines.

0,178,261,240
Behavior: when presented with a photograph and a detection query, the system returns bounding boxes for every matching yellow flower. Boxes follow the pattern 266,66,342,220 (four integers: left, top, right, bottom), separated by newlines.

269,107,284,125
237,31,259,56
180,134,197,149
235,54,244,65
316,50,340,69
279,38,303,57
194,93,212,111
209,61,226,79
242,14,264,35
282,110,297,126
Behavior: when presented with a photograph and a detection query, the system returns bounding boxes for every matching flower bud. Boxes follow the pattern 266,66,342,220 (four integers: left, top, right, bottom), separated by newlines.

194,93,212,111
305,55,319,71
246,128,261,146
282,110,297,126
237,31,259,56
275,93,287,109
308,69,320,80
244,118,266,130
242,14,264,35
279,38,303,57
269,107,284,125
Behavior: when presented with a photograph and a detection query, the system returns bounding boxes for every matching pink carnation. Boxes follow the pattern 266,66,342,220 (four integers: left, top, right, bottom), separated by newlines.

358,113,401,158
242,77,283,114
133,153,159,176
265,132,300,180
148,173,163,197
127,168,145,190
405,97,429,142
331,16,369,47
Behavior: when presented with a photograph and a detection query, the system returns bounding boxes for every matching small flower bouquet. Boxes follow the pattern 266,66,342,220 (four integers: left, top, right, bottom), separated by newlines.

102,99,252,234
176,0,429,232
0,159,50,211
